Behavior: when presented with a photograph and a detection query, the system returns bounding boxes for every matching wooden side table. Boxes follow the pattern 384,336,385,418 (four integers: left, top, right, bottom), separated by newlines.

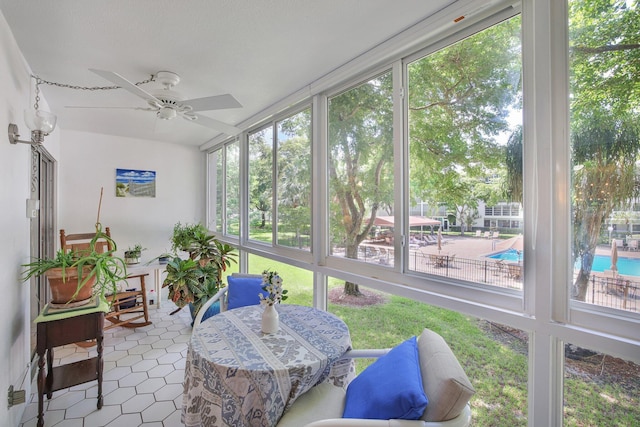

34,300,109,427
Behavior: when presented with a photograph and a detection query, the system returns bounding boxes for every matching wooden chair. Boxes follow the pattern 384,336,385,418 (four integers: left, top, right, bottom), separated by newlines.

60,227,152,331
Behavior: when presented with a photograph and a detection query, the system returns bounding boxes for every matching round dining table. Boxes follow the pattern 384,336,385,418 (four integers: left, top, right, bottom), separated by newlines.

182,304,353,427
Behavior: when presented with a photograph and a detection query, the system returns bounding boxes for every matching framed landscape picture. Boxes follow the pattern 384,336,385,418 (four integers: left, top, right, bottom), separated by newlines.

116,168,156,198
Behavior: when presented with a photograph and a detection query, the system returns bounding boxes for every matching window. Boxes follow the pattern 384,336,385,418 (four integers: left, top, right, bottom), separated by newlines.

207,141,239,236
406,16,523,287
569,0,640,313
208,149,223,233
205,3,640,424
226,142,240,236
328,71,395,271
248,126,274,244
276,109,312,251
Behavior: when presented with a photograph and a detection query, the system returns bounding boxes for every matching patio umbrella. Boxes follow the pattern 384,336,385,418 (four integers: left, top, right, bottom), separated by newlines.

610,240,618,272
373,215,441,227
437,227,442,253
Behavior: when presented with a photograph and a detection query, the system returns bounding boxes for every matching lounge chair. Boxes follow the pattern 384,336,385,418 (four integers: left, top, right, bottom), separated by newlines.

475,230,482,237
424,235,438,245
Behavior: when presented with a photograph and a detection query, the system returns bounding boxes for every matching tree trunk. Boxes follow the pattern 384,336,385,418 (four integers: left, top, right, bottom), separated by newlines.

344,281,362,296
343,241,362,296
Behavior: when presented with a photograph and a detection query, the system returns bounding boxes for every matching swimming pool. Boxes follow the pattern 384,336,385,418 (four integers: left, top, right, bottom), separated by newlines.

578,255,640,277
488,249,522,262
490,250,640,276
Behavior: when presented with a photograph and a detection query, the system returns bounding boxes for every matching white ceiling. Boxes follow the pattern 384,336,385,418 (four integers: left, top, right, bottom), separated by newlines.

0,0,455,147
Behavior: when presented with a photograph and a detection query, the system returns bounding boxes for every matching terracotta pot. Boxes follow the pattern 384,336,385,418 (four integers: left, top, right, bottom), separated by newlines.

45,266,96,305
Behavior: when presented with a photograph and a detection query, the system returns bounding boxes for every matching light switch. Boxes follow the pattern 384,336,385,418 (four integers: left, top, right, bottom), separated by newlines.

26,199,40,218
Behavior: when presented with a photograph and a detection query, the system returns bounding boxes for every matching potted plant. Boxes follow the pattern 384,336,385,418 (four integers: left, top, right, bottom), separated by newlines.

171,222,208,253
162,222,237,319
22,224,128,308
124,244,145,265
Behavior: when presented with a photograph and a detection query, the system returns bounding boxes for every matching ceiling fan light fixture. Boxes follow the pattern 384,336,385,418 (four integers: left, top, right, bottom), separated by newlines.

157,107,177,120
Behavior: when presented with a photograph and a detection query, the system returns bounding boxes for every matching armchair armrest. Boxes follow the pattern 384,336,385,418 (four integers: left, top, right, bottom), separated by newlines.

305,404,471,427
338,349,391,360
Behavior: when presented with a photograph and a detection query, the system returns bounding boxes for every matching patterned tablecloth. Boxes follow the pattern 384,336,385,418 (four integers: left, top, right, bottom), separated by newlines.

182,304,353,427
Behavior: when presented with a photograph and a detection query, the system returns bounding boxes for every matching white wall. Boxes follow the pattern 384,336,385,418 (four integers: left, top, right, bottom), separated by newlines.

1,10,205,424
58,130,205,261
0,9,61,425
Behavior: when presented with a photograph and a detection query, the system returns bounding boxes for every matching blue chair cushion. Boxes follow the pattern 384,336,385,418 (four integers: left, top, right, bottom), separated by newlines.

227,275,268,310
201,300,221,322
343,336,428,420
188,300,221,326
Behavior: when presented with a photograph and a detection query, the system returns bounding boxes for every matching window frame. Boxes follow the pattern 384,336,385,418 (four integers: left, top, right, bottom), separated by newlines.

204,1,640,424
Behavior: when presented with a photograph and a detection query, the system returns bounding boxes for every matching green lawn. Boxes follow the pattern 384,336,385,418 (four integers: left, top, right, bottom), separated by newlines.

223,254,638,426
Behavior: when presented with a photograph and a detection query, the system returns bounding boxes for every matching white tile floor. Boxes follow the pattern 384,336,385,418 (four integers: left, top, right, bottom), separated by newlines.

20,300,193,427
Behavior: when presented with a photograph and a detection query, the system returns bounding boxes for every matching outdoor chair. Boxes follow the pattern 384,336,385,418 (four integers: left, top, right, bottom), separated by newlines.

628,239,638,251
192,273,263,328
277,328,474,427
60,228,151,331
475,230,482,237
447,254,456,268
506,263,522,280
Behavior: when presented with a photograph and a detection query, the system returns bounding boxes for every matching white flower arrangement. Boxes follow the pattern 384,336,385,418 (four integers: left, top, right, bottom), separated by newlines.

258,270,288,306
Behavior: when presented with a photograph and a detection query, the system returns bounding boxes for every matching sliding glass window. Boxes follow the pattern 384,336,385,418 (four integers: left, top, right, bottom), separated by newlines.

569,0,640,314
276,108,312,251
207,141,239,236
327,71,395,273
248,126,274,244
406,16,523,291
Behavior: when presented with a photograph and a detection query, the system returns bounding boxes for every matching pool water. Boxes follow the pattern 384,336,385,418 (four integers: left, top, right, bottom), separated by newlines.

488,249,522,262
490,250,640,276
581,255,640,276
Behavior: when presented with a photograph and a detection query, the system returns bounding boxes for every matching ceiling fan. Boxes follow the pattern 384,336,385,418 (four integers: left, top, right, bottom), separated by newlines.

69,69,242,136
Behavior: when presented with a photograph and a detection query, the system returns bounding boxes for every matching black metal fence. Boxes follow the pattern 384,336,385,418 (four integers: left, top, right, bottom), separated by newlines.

357,247,639,313
587,275,640,312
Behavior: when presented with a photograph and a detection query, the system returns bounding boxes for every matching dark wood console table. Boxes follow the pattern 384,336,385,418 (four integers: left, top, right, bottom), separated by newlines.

34,300,108,427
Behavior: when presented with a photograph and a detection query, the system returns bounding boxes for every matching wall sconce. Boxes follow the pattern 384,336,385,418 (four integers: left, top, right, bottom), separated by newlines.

8,109,57,145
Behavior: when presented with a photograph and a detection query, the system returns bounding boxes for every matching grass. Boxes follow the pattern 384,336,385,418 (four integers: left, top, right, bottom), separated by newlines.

222,253,638,426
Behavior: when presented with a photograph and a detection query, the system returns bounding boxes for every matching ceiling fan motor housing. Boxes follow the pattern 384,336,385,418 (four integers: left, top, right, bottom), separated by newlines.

155,71,181,89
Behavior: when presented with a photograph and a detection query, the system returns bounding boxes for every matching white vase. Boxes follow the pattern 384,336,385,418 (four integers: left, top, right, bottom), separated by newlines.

261,304,279,334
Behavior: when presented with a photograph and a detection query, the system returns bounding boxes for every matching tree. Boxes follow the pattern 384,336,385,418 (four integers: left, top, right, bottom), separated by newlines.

249,129,273,231
570,0,640,301
408,17,522,223
328,72,394,295
277,110,312,248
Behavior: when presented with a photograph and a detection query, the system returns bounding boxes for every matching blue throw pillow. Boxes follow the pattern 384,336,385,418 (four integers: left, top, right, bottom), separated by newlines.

343,336,428,420
227,276,268,310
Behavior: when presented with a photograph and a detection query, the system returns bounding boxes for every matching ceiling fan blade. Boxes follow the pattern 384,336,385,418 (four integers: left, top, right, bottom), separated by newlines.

65,105,155,111
181,94,242,112
89,69,162,107
191,113,241,136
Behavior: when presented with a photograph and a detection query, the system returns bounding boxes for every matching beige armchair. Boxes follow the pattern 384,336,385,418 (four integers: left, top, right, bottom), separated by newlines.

277,329,474,427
